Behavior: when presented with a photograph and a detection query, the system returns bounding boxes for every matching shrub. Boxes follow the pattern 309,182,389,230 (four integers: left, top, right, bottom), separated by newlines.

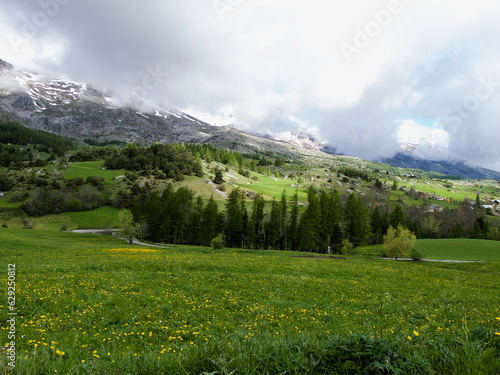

318,334,433,374
211,234,225,249
340,239,354,255
23,219,33,229
411,247,425,261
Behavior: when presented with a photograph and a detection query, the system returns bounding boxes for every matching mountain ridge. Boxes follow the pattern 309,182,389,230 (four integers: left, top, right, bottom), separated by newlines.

382,152,500,180
0,60,311,159
1,58,499,179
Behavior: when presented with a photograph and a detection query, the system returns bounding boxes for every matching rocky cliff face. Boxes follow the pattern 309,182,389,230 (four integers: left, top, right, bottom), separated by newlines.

0,60,297,157
0,59,14,73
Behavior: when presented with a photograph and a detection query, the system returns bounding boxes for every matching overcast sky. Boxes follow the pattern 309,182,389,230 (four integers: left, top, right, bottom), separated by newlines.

1,0,500,170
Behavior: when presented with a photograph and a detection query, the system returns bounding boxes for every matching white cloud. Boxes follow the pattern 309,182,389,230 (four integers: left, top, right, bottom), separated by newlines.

1,0,500,170
397,119,450,149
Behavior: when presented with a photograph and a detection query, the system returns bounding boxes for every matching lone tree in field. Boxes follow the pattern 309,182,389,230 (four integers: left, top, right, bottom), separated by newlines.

382,224,416,261
119,209,139,244
213,169,224,184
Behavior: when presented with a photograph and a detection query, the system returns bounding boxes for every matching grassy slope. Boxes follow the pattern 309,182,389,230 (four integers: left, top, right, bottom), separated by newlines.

59,161,126,183
414,239,500,261
2,159,499,234
0,229,499,373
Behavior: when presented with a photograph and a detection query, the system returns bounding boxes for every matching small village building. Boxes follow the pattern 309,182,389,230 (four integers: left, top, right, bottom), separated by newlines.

429,204,444,212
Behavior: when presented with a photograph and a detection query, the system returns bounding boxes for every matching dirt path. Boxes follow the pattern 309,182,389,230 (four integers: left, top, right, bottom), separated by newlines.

71,230,169,248
377,257,484,263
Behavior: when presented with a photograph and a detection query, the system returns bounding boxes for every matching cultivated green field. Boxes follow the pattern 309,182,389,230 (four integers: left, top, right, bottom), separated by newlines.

361,239,500,261
1,229,499,374
415,239,500,261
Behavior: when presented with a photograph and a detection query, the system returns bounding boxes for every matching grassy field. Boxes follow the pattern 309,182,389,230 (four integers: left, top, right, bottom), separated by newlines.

59,161,126,183
63,206,121,229
414,239,500,261
359,239,500,261
0,206,121,231
1,229,499,374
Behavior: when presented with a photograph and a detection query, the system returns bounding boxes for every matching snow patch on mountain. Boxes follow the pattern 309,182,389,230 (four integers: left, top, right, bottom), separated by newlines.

271,130,329,151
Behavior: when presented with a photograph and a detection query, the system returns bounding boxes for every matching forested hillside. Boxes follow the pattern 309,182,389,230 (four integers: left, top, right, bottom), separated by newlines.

1,127,498,252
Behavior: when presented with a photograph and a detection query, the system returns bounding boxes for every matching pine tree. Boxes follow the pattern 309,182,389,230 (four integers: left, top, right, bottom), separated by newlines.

298,186,320,251
344,193,369,246
390,204,406,228
370,206,385,244
225,188,246,248
142,191,164,242
201,195,219,246
188,196,205,245
265,199,280,249
250,193,265,249
213,169,224,184
287,191,299,251
278,190,288,250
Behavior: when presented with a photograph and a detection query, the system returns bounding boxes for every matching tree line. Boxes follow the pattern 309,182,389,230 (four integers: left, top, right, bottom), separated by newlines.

0,119,74,156
129,184,497,251
23,176,109,217
130,185,393,251
103,143,203,181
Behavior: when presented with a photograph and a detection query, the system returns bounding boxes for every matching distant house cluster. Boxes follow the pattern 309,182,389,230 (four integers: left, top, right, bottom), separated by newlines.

482,199,500,212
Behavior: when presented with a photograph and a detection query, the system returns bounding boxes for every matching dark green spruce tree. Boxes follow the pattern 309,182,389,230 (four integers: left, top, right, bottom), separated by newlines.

201,195,219,246
225,188,247,248
249,193,265,249
298,186,320,252
344,193,369,246
287,190,299,251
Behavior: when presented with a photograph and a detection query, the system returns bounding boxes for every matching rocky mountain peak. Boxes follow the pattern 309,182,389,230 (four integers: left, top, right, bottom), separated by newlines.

0,59,14,73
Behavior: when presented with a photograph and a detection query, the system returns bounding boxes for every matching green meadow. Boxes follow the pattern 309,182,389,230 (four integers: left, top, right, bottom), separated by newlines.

59,161,126,183
360,239,500,261
1,229,499,374
414,239,500,261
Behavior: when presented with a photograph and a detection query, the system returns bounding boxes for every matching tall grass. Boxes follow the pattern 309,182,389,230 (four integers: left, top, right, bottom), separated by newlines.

0,229,499,374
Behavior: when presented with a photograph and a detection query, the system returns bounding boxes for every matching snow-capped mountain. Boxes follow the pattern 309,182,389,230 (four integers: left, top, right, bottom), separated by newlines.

382,139,500,180
269,130,330,152
0,59,308,158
